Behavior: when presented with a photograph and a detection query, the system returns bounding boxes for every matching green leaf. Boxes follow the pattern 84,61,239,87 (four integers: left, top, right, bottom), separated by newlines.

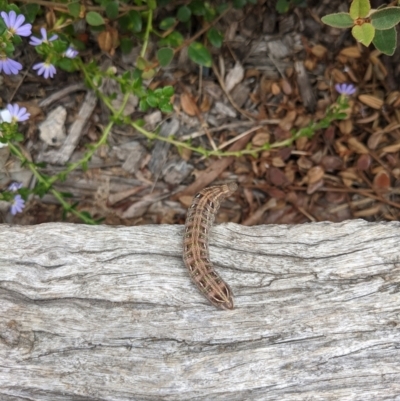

349,0,371,19
58,57,75,72
371,7,400,29
120,37,133,54
321,13,354,28
233,0,246,8
147,95,158,107
129,10,142,32
162,86,174,97
157,47,174,67
204,6,216,23
352,23,375,46
216,4,229,14
158,31,184,47
276,0,290,14
207,27,223,48
188,42,212,67
142,69,155,79
139,99,149,111
189,0,206,16
159,99,173,113
105,1,119,19
159,17,176,30
52,40,68,53
148,0,157,10
136,56,148,70
14,133,24,142
177,5,191,22
86,11,105,26
20,3,40,23
67,1,80,18
372,27,397,55
12,34,22,46
0,18,6,36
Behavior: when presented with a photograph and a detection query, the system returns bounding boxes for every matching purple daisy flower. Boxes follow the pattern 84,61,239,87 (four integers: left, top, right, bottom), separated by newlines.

0,10,32,37
0,108,12,123
29,27,58,46
6,104,30,122
10,194,25,215
32,62,56,78
8,182,23,192
65,47,78,59
335,83,356,96
0,57,23,75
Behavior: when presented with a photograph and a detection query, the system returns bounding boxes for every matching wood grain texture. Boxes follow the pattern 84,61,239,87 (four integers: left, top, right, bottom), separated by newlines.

0,220,400,400
183,182,237,309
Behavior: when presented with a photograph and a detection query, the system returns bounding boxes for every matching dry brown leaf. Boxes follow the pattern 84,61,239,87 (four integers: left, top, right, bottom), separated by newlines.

180,92,198,116
297,156,313,170
252,132,270,147
307,166,324,184
244,68,260,79
180,147,192,161
356,111,380,124
392,168,400,179
348,137,369,154
386,91,400,105
334,141,351,158
311,45,327,58
317,81,329,90
304,58,316,71
269,167,290,187
367,131,384,150
307,179,324,195
340,46,361,58
381,142,400,153
279,110,297,131
46,9,56,28
199,95,211,112
373,171,391,190
339,169,362,185
271,83,281,95
98,27,119,55
281,79,292,95
353,205,382,217
338,119,353,135
321,155,343,172
358,94,383,109
331,69,348,82
294,115,311,128
285,160,297,183
295,137,308,150
178,195,193,208
357,154,372,170
272,157,285,167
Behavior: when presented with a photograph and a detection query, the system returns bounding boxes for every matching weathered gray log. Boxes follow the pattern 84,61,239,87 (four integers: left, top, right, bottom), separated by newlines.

0,220,399,401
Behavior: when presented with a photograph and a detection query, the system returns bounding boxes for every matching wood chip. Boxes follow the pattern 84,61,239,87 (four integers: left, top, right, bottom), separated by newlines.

225,62,244,92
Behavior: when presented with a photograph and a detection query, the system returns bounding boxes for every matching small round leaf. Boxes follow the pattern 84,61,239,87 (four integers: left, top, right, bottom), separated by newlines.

86,11,105,26
157,47,174,67
188,42,212,67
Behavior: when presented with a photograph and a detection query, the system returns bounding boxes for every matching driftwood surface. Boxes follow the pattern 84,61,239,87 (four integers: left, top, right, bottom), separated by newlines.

0,220,400,401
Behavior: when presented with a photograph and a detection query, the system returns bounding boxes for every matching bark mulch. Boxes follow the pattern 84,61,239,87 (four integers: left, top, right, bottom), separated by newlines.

1,0,399,226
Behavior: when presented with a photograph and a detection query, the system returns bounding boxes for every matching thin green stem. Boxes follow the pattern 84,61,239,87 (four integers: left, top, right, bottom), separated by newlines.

141,8,153,58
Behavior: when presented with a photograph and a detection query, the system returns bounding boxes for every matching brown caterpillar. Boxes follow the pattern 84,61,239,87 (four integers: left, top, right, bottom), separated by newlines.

183,182,238,310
